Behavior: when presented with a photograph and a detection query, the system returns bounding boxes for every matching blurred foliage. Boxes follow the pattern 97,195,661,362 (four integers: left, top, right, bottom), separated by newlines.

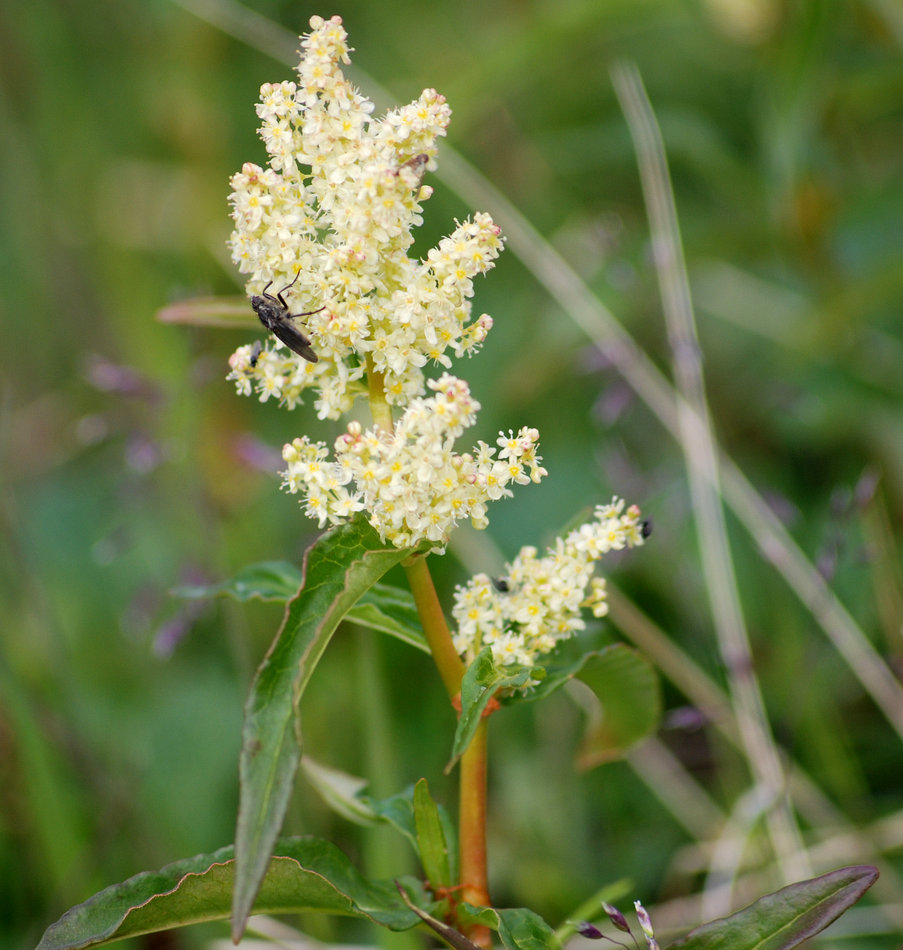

2,0,902,948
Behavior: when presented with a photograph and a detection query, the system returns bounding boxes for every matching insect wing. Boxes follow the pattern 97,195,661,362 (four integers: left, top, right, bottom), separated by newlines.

270,319,319,363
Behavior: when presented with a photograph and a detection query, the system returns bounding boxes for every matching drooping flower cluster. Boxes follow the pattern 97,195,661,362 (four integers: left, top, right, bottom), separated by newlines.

451,499,645,671
227,15,502,420
281,374,547,549
576,901,659,949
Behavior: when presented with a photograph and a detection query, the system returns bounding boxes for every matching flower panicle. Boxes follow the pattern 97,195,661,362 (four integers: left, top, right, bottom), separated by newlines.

572,901,658,950
280,374,547,549
227,15,504,416
451,498,645,676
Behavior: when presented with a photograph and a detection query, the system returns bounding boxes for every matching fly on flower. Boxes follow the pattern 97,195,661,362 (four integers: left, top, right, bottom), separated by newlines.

248,339,263,368
396,153,429,188
251,272,323,363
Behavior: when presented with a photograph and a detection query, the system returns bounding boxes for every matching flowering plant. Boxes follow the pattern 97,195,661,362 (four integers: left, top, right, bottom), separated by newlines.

38,15,876,950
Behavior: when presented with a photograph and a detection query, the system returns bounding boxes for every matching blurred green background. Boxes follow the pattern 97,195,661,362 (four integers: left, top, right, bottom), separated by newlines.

2,0,903,947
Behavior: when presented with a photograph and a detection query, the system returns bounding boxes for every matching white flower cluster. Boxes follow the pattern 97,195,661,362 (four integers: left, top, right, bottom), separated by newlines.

281,374,547,549
451,499,645,672
227,15,502,419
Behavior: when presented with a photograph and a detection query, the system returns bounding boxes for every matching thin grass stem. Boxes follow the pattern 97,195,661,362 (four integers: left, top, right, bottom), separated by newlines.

611,59,809,883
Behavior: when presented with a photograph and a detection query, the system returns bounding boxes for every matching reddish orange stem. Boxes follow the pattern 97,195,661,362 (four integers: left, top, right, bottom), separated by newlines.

403,555,465,700
459,719,491,946
368,361,491,943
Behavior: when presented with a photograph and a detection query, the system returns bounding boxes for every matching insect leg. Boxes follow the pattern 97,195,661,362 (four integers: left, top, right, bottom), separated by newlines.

287,305,325,321
275,270,302,308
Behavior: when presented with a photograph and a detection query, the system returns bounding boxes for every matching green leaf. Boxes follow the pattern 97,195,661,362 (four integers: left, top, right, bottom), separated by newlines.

234,516,412,940
299,756,376,826
351,583,428,651
460,903,560,950
302,781,428,856
668,865,878,950
413,778,453,889
451,645,659,767
451,648,537,766
504,650,591,705
173,561,427,651
361,786,458,883
37,837,420,950
173,560,303,602
294,766,459,885
572,644,660,768
363,788,420,852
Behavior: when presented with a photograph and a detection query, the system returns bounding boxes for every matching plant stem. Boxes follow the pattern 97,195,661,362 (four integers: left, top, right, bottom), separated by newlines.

403,555,464,700
402,554,490,942
402,546,491,943
459,719,491,947
364,356,464,696
364,358,491,939
366,358,395,433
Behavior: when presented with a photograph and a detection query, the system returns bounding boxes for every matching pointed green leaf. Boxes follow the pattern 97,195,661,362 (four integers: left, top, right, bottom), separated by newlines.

351,583,428,651
365,788,420,851
269,764,464,892
234,516,412,940
37,837,421,950
573,644,660,768
669,865,878,950
173,560,303,602
173,562,426,650
451,648,537,765
301,775,457,883
299,756,376,826
504,649,592,705
413,778,452,889
460,903,560,950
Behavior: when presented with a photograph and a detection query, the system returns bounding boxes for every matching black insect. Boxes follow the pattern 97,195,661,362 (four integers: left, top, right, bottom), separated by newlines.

640,519,653,539
250,272,323,363
248,339,263,367
491,576,511,593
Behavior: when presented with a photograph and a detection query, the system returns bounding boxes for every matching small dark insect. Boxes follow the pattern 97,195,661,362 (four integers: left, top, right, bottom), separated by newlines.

251,271,323,363
491,576,511,593
640,518,653,539
249,339,263,367
397,153,428,187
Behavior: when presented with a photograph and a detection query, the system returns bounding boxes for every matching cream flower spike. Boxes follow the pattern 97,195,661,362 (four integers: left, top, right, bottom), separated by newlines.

281,374,547,550
451,499,645,678
227,15,503,420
